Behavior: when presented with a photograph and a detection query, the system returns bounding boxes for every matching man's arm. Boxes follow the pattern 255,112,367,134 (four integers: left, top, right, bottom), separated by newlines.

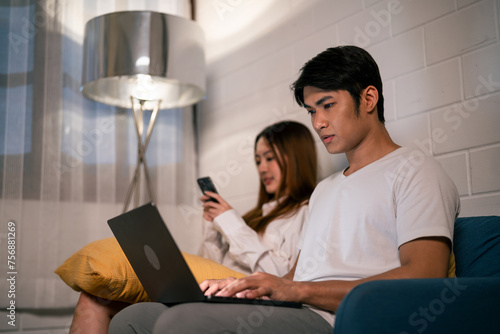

217,237,451,312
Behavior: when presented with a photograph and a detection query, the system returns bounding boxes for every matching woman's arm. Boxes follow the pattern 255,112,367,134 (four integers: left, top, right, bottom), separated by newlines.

202,192,308,276
198,216,226,263
213,204,307,276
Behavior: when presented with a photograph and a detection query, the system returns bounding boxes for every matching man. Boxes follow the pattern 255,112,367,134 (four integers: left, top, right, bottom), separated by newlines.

109,45,460,333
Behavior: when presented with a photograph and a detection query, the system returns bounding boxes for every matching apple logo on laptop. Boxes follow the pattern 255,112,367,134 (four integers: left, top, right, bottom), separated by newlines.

144,244,161,271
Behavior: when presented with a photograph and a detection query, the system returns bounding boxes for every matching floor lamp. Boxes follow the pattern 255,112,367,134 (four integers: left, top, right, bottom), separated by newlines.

81,11,205,212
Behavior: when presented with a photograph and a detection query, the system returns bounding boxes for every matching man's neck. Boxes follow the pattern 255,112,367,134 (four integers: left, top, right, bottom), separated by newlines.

344,124,399,176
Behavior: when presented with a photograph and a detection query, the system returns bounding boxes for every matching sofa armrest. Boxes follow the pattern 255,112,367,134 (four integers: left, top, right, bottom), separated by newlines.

334,277,500,334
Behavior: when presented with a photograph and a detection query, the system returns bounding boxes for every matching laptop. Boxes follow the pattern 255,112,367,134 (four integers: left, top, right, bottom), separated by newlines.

107,202,302,308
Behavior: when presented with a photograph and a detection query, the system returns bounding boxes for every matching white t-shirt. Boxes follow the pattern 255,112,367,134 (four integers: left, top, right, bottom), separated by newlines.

199,200,308,276
294,147,460,325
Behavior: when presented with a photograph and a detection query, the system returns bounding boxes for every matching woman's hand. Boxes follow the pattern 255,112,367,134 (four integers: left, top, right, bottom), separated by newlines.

199,277,237,296
201,191,232,222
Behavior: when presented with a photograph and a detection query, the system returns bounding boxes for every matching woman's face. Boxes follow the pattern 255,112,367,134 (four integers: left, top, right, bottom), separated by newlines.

255,137,283,195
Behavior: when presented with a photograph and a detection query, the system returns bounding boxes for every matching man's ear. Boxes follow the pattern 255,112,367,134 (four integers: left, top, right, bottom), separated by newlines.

362,86,378,114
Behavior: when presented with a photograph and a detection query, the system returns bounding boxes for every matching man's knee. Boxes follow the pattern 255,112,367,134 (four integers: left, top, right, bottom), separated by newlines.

152,303,282,334
109,302,167,334
154,303,202,333
154,303,234,333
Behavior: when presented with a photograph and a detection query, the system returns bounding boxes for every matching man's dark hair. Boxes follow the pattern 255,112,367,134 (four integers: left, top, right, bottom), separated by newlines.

291,45,385,123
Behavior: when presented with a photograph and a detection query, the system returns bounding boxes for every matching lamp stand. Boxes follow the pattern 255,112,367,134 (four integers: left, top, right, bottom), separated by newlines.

122,97,160,213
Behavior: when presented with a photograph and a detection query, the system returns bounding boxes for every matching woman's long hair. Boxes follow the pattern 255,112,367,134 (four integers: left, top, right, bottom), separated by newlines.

243,121,317,233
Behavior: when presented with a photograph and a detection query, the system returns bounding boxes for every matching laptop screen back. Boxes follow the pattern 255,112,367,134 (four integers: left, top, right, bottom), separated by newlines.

107,202,205,304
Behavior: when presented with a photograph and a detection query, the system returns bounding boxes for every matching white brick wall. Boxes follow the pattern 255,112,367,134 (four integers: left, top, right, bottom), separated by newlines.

197,0,500,217
391,0,455,35
470,145,500,193
424,0,497,64
462,43,500,99
395,59,462,117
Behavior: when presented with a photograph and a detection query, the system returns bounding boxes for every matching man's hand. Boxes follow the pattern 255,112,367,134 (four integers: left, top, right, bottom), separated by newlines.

199,277,237,296
215,272,300,302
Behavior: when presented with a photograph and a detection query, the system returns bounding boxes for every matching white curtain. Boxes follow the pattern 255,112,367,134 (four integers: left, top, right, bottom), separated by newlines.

0,0,202,308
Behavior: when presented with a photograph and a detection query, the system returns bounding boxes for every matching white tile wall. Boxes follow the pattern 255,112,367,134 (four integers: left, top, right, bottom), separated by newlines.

470,145,500,193
382,80,397,122
198,1,290,65
391,0,455,35
430,92,500,154
458,0,483,8
291,23,338,72
312,0,362,31
461,193,500,216
425,0,497,65
435,153,470,196
337,1,390,47
386,113,431,153
197,0,500,219
206,2,316,80
395,59,462,118
462,43,500,99
368,28,425,80
364,0,385,8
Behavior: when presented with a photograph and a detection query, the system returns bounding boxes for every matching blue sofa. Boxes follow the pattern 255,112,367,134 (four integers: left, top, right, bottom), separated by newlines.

334,216,500,334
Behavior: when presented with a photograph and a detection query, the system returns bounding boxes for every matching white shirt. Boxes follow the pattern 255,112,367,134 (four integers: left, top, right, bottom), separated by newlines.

199,200,308,276
294,147,460,325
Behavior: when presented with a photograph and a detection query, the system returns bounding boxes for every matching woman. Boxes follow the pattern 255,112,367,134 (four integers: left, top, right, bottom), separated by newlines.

70,120,317,333
199,120,317,277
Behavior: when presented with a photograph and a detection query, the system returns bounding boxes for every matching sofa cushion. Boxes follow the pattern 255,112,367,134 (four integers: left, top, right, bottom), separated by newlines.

334,277,500,334
453,216,500,277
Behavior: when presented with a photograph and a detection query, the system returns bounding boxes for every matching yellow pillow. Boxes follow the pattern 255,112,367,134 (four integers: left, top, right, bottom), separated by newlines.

55,237,246,304
448,251,456,278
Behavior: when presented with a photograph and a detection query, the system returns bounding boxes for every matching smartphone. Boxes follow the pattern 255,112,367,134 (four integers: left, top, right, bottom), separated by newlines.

197,177,219,203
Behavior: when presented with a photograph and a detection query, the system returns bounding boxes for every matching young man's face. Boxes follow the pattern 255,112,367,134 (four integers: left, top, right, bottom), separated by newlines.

303,86,370,155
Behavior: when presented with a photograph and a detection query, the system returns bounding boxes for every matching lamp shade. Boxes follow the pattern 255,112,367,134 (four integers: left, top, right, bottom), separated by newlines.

81,11,205,110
